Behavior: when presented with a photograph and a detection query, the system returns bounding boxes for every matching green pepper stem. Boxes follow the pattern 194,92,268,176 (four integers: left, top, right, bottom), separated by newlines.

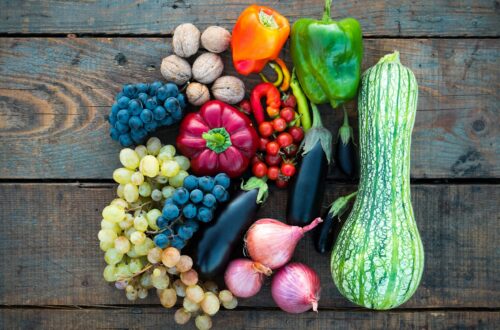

322,0,333,21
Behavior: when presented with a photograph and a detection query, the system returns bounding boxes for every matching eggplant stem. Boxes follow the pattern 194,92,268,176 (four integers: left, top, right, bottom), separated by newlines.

328,191,358,218
310,103,324,129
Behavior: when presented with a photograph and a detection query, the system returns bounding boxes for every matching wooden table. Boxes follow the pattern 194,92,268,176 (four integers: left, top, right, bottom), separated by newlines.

0,1,498,329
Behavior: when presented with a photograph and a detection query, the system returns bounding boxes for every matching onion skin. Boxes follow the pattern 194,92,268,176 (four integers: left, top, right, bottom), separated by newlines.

245,217,322,269
224,258,272,298
271,262,321,313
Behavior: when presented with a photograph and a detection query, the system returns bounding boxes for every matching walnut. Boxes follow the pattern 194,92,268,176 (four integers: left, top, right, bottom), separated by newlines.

172,23,200,58
186,82,210,106
211,76,245,105
192,53,224,84
160,55,192,85
201,26,231,53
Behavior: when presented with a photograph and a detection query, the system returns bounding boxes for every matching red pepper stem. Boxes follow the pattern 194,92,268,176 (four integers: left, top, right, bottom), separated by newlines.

202,127,232,154
322,0,333,22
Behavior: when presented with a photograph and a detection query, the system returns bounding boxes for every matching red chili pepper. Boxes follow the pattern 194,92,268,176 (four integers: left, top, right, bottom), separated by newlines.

176,100,259,178
250,82,281,124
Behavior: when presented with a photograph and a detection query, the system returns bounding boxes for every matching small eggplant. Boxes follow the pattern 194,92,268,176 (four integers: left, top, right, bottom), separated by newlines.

315,191,358,254
194,177,268,279
336,106,358,177
287,103,331,226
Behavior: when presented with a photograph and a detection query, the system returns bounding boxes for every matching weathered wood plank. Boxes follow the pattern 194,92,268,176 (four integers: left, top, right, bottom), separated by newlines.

0,38,498,179
0,183,498,308
0,0,499,37
1,308,499,330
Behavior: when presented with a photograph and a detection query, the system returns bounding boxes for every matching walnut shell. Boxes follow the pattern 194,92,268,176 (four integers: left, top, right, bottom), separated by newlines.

201,26,231,53
172,23,200,58
211,76,245,105
192,53,224,84
160,55,192,85
186,82,210,106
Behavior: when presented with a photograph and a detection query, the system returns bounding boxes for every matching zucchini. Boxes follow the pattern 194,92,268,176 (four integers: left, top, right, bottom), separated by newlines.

331,51,424,310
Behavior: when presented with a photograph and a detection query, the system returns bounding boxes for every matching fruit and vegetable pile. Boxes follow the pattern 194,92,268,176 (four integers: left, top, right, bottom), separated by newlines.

98,1,425,328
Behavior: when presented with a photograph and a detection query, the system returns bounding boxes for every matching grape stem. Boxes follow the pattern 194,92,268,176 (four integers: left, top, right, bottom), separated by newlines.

127,201,152,212
117,263,154,282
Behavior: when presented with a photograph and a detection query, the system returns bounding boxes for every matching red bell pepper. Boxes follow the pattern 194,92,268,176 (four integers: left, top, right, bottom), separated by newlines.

176,100,259,178
250,82,281,124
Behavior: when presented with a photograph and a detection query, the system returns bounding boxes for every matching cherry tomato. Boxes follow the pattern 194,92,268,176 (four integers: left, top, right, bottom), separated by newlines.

288,126,304,143
265,153,282,166
267,166,280,180
284,144,298,157
259,137,269,151
258,121,274,137
252,161,268,178
281,163,296,177
276,177,289,188
280,107,295,123
277,132,293,147
272,117,287,132
266,141,280,156
282,94,297,108
238,99,252,115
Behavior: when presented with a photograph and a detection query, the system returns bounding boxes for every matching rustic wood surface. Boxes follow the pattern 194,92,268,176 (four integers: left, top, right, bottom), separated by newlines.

0,38,498,179
0,0,499,37
0,0,499,329
1,309,498,329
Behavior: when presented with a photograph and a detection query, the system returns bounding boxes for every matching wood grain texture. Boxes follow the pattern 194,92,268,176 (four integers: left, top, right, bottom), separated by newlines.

1,308,498,330
0,183,498,308
0,38,498,179
0,0,499,37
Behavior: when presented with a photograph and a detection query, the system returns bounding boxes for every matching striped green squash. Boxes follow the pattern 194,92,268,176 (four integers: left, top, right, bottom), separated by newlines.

331,51,424,310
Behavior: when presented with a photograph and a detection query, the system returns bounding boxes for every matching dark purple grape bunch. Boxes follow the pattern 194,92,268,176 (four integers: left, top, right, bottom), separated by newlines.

153,173,231,250
108,82,187,147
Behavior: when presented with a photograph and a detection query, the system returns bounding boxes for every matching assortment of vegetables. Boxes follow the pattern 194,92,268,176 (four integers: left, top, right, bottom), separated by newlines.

331,51,424,310
101,3,424,328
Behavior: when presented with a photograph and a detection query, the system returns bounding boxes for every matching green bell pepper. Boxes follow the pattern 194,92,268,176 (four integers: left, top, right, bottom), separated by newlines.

290,0,363,108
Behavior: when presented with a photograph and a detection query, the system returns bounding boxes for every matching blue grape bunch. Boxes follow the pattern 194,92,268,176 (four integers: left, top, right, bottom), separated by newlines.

108,82,188,147
153,173,231,250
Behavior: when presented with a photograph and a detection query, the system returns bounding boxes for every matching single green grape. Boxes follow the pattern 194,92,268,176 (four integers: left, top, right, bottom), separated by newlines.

169,170,189,188
146,209,161,230
161,160,180,178
133,215,148,232
130,231,146,245
102,205,125,223
119,148,140,170
114,236,131,254
113,168,134,184
134,145,148,159
100,240,114,252
140,155,160,177
174,155,190,171
131,172,144,185
98,229,117,243
161,186,176,199
103,265,118,282
105,248,123,265
124,183,139,203
138,182,152,197
128,258,143,274
159,145,176,158
146,137,162,156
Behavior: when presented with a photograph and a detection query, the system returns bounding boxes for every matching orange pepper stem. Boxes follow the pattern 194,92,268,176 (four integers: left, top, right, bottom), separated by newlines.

274,58,290,92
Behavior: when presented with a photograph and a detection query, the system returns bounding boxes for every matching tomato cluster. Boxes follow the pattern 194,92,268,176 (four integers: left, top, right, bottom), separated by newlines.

249,95,304,188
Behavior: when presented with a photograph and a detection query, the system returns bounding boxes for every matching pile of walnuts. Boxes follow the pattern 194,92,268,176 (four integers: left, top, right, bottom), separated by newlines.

161,24,245,106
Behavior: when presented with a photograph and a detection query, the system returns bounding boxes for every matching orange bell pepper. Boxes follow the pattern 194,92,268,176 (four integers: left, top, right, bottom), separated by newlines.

231,5,290,76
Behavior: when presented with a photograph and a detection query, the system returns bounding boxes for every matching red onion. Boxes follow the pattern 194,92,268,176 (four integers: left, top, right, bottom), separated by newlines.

224,258,272,298
271,262,321,313
245,217,323,269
